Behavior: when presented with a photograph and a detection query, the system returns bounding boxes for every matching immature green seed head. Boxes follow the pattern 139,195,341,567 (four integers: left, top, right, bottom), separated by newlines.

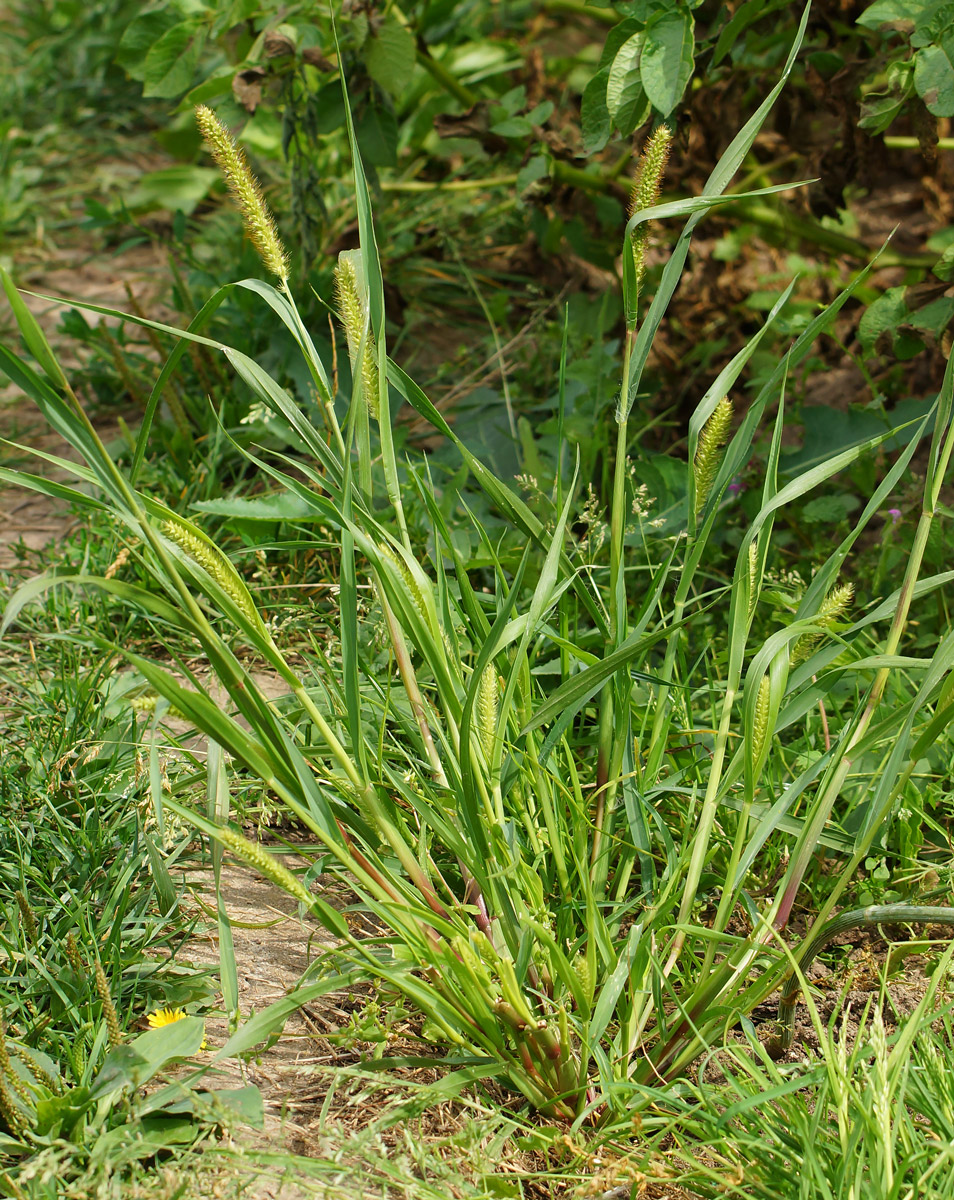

14,891,37,944
93,961,123,1048
216,825,317,911
476,665,499,762
571,953,593,1004
334,252,379,418
628,125,673,293
65,932,84,977
195,105,289,284
791,582,854,665
693,397,733,516
377,542,431,629
747,541,759,619
161,518,264,633
752,675,771,765
0,1023,28,1136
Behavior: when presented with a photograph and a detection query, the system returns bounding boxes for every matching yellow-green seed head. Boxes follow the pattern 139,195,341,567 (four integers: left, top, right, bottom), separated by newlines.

571,953,593,1004
747,541,759,619
195,105,288,283
93,961,123,1048
791,582,854,665
752,675,771,765
820,582,854,624
161,518,263,633
476,665,499,762
334,252,379,418
628,125,673,293
14,892,36,944
129,691,187,722
693,397,733,516
65,933,84,976
216,826,316,911
377,542,432,630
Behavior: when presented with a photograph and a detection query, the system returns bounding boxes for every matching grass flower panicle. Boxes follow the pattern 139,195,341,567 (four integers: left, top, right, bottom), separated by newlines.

161,518,264,633
693,396,733,516
791,581,854,664
476,665,499,761
13,891,37,944
195,105,288,284
334,250,380,418
628,124,673,295
214,825,316,912
93,960,123,1048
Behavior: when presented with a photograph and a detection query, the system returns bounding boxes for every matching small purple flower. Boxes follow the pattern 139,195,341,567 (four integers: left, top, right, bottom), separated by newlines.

728,479,743,496
887,508,901,523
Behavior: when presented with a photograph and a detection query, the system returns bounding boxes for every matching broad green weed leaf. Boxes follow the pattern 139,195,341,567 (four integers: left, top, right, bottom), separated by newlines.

607,33,649,133
356,104,399,167
582,68,611,153
364,14,416,96
116,10,178,78
915,44,954,115
142,22,203,99
641,9,695,116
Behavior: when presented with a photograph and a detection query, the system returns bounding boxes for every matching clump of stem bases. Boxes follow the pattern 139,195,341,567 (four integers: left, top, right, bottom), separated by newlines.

628,124,673,296
791,582,854,664
334,251,379,418
195,105,289,285
693,397,733,515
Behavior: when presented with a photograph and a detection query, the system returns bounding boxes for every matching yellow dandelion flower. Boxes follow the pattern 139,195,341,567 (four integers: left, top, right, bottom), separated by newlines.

146,1007,208,1050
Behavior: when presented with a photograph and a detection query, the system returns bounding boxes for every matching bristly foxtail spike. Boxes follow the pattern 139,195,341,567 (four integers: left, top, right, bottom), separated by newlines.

334,251,380,419
628,124,673,297
195,105,289,286
693,396,733,516
790,582,854,665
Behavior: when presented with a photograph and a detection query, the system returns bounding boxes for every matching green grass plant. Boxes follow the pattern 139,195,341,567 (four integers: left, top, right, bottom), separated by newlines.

668,949,954,1199
2,8,954,1146
0,589,251,1192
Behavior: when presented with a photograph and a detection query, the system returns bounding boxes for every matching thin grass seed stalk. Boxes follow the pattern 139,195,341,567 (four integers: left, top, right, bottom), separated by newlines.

334,252,379,418
693,396,733,515
0,1028,26,1138
7,1045,61,1096
0,1026,30,1109
195,105,289,285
